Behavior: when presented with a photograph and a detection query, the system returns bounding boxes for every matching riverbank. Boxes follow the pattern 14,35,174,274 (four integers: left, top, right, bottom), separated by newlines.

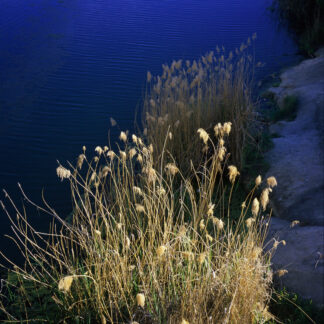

264,47,324,307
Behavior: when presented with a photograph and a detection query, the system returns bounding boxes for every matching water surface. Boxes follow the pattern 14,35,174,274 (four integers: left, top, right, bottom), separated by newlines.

0,0,298,260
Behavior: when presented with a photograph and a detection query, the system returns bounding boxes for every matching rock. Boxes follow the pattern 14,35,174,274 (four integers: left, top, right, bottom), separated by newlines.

267,217,324,307
265,48,324,306
266,49,324,226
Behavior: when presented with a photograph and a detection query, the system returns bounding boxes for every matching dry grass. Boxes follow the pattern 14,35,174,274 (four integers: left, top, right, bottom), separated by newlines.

0,123,278,323
142,36,261,175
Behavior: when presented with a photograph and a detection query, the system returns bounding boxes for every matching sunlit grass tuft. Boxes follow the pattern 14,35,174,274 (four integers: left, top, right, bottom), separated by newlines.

0,123,278,323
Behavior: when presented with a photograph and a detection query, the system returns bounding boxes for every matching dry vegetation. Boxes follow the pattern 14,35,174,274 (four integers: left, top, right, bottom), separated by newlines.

0,123,279,323
0,37,286,323
142,35,261,174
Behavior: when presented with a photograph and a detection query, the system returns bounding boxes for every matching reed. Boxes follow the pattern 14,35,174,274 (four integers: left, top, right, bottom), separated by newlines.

0,124,278,323
142,36,260,175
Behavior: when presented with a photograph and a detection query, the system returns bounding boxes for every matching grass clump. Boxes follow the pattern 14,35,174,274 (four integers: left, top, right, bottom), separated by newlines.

142,36,260,174
268,94,299,122
276,95,298,121
270,0,324,56
268,288,324,323
260,91,299,123
1,124,277,323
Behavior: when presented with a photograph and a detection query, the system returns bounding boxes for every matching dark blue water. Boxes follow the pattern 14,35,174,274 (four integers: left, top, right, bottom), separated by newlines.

0,0,298,260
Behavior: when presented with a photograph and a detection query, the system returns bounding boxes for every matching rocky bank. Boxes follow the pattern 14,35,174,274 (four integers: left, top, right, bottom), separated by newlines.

265,48,324,307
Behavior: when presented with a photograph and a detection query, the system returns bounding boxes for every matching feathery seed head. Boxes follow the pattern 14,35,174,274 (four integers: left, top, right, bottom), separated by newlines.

260,188,270,211
255,175,262,186
246,217,255,228
110,117,117,126
273,240,279,249
217,146,226,161
102,166,111,177
165,163,179,176
276,269,288,277
207,51,214,63
157,186,166,196
107,150,116,160
168,132,173,140
148,167,157,183
199,219,205,231
94,156,99,163
90,172,97,183
214,123,223,137
273,239,286,249
198,252,206,265
206,233,213,243
132,134,138,144
228,165,240,184
137,154,143,164
223,122,232,135
58,276,74,292
267,176,277,188
182,251,194,261
135,204,145,213
251,247,262,260
136,293,145,307
197,128,209,144
133,186,143,196
82,145,86,152
178,225,187,237
290,220,300,228
212,217,219,226
192,60,198,71
129,148,137,159
125,236,131,249
175,101,184,109
158,116,164,125
95,146,103,155
77,154,86,170
212,217,224,230
146,112,155,123
142,147,149,156
207,203,215,217
56,166,71,181
119,131,127,143
156,245,167,257
147,71,152,82
252,198,260,217
128,265,135,271
149,99,156,108
119,150,127,161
